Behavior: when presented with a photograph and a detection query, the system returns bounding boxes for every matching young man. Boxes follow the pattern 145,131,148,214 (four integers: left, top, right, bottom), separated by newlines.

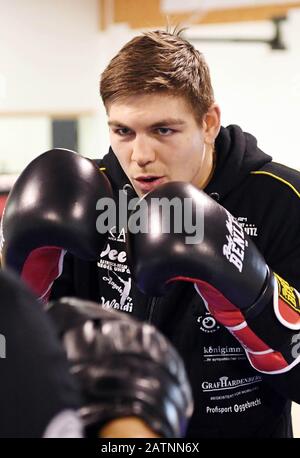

3,30,300,437
92,30,300,437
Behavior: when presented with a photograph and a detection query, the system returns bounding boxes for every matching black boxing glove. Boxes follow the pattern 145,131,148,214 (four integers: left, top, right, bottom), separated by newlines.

46,297,193,438
127,182,300,375
0,148,112,301
0,269,82,438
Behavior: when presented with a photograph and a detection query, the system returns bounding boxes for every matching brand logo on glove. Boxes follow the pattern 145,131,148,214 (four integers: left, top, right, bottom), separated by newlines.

223,213,248,273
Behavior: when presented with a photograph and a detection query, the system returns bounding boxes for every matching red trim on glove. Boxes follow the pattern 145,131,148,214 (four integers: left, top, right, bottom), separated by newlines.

231,324,270,352
21,246,64,301
247,351,288,372
169,276,245,327
277,297,300,327
169,276,290,373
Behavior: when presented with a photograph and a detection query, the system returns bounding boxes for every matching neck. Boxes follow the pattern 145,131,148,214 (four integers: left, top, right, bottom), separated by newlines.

198,144,215,189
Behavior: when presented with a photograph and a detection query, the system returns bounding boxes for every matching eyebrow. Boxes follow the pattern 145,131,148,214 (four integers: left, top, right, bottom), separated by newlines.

108,118,186,128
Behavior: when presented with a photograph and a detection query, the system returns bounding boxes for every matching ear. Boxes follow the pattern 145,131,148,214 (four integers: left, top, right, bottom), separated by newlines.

202,104,221,144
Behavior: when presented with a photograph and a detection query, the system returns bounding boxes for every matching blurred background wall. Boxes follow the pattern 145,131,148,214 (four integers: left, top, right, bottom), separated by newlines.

1,0,300,173
0,0,300,436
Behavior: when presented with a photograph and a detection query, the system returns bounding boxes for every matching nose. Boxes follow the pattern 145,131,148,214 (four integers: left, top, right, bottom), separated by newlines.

131,135,155,167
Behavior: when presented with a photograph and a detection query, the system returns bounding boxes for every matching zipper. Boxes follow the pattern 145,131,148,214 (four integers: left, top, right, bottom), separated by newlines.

147,296,158,323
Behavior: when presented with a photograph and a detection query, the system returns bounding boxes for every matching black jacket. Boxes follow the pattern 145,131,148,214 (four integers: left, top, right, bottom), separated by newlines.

51,125,300,437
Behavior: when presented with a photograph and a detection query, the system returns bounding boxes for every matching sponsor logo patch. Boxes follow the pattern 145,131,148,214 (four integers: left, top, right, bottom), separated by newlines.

236,217,258,237
197,312,220,333
275,273,300,313
201,375,262,392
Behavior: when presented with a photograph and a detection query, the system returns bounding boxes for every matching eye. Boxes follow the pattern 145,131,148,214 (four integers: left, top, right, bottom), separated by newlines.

113,127,132,136
155,127,174,136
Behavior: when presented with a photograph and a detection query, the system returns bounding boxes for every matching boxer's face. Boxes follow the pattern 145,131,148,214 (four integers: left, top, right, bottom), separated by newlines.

107,93,220,196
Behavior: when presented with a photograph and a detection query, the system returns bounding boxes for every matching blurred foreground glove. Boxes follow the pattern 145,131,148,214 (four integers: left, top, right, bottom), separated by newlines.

0,148,112,301
46,297,193,438
0,269,82,438
127,182,300,375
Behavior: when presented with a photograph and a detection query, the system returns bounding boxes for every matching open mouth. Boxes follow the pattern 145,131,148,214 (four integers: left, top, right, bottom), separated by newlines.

137,176,159,182
134,176,165,193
